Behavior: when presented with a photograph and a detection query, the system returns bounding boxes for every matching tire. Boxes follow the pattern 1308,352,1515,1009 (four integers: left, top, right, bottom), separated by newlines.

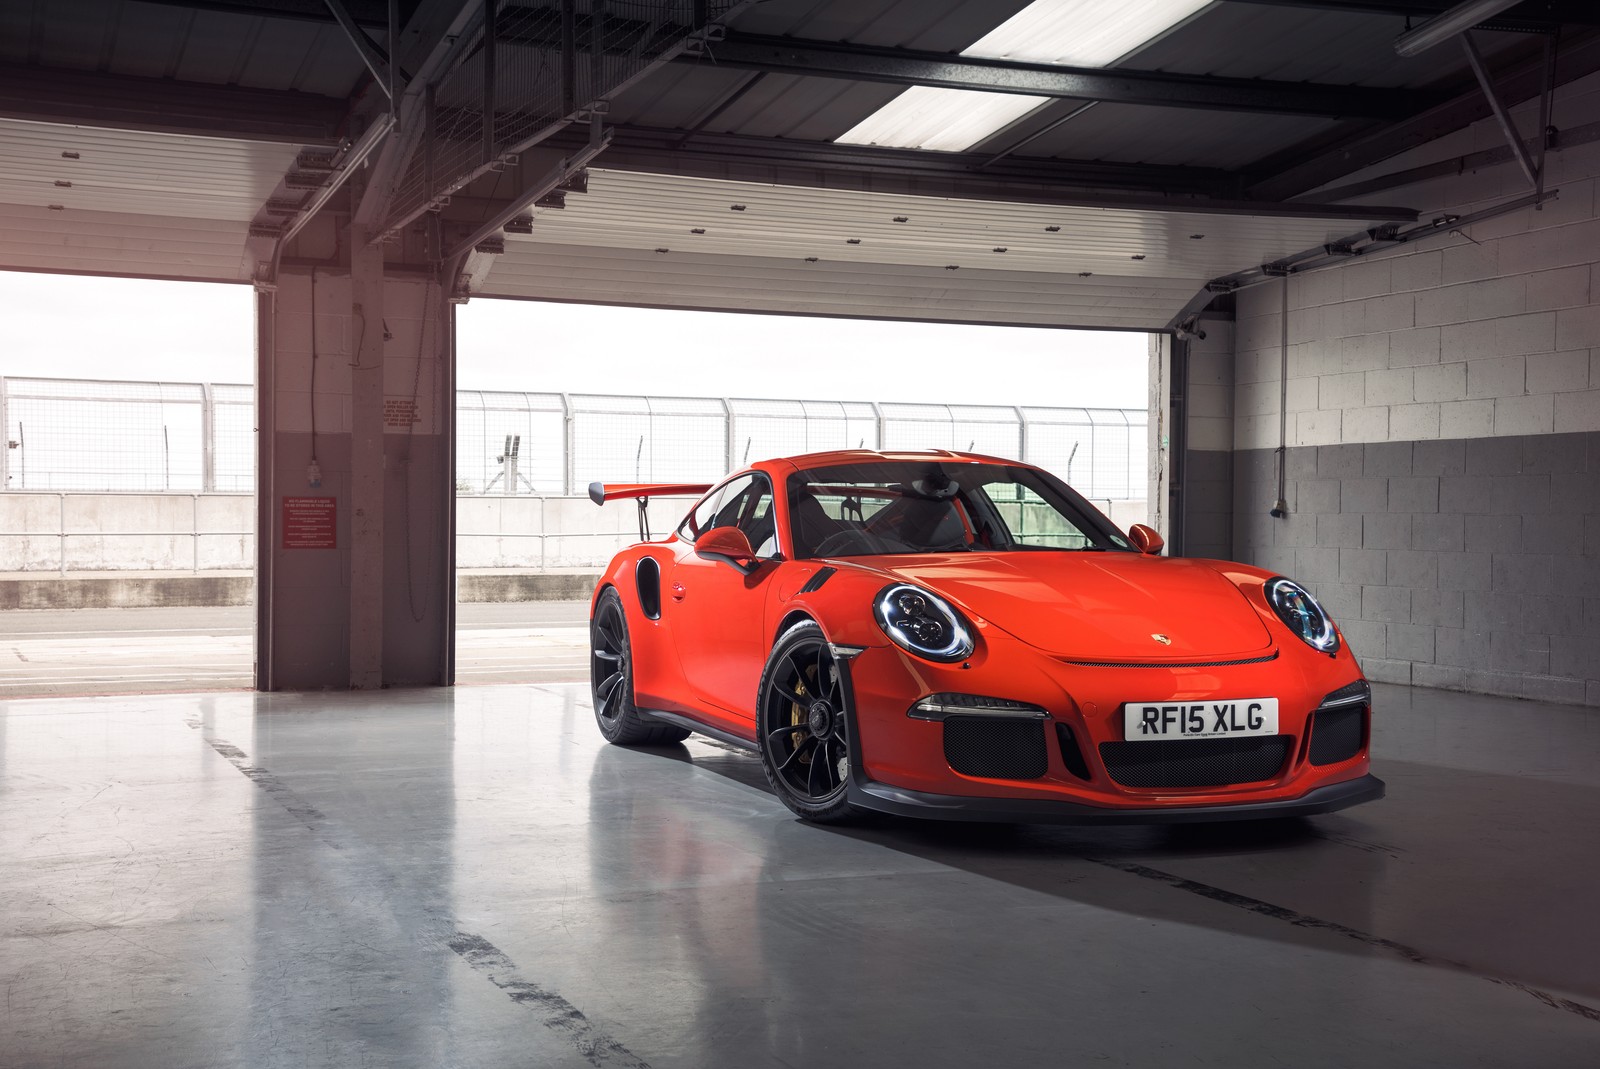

590,587,691,746
757,620,858,824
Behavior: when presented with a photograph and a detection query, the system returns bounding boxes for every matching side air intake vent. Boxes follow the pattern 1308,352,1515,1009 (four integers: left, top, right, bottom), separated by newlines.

636,557,662,620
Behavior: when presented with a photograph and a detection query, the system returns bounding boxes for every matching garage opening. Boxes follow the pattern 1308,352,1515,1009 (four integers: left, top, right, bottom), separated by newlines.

0,271,256,697
452,298,1150,686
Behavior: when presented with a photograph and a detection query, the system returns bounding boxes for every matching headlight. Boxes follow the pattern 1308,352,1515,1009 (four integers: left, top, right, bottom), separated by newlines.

1266,578,1339,654
874,584,974,662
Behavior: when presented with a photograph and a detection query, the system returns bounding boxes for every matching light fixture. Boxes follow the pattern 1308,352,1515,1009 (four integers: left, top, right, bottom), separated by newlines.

837,86,1051,152
964,0,1212,67
1394,0,1523,57
836,0,1212,151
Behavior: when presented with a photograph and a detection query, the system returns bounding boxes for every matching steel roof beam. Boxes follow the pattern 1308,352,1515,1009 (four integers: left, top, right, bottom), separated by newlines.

1249,27,1600,200
125,0,400,27
0,63,347,144
1214,0,1595,28
351,0,487,232
691,33,1427,119
540,124,1418,221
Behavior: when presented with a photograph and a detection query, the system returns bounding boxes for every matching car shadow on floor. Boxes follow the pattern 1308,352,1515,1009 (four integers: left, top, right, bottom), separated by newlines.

638,737,1600,1009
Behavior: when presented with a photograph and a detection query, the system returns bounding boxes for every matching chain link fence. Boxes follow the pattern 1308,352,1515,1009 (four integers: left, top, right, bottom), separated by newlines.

458,392,1147,500
3,377,1146,501
0,378,252,493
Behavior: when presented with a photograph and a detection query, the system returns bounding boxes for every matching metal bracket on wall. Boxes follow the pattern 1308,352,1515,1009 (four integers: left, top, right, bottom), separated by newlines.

1459,30,1549,195
1167,187,1555,331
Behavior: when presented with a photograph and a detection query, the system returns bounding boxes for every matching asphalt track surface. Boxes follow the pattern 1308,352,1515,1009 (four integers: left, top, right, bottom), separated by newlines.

0,602,592,697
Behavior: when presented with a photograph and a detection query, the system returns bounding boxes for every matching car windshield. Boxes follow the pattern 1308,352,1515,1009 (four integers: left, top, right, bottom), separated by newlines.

787,460,1132,558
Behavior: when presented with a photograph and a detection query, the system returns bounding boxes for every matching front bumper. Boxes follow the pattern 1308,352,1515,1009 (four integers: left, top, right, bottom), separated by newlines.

847,772,1385,825
834,632,1380,824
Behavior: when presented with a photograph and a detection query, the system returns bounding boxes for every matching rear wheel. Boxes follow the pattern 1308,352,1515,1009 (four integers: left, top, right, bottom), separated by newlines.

590,587,690,746
757,620,857,824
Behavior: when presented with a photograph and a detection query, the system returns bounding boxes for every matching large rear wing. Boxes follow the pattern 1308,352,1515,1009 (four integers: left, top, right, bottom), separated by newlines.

587,482,713,505
588,481,713,541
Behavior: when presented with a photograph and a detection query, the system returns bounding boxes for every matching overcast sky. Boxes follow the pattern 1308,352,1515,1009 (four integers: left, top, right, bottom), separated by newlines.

0,270,1149,408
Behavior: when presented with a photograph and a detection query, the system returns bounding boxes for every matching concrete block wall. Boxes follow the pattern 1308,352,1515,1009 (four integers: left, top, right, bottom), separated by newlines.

1230,70,1600,706
1180,324,1236,561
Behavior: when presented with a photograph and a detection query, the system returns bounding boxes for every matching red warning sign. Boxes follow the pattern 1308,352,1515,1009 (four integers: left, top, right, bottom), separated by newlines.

282,496,336,549
383,398,420,428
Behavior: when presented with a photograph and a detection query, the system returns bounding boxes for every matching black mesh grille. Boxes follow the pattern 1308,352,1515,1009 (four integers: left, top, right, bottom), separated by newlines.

1309,706,1365,765
1055,723,1090,780
1099,736,1292,788
943,717,1048,780
1063,653,1278,669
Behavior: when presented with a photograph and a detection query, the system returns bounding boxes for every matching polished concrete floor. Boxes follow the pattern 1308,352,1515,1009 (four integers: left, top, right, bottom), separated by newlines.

2,682,1597,1069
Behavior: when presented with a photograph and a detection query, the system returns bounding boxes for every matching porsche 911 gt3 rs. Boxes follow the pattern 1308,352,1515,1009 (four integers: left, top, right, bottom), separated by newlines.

587,449,1383,825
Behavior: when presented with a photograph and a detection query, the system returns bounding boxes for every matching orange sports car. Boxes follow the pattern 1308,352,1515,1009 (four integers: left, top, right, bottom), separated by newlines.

588,450,1382,824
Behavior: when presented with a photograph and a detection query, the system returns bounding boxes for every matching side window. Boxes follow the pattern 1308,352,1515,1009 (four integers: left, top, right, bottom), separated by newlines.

677,475,778,557
739,480,777,558
679,479,740,540
710,476,757,531
677,474,775,544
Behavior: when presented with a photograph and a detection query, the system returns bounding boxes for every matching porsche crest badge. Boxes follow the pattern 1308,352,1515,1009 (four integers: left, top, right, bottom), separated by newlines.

1151,633,1173,645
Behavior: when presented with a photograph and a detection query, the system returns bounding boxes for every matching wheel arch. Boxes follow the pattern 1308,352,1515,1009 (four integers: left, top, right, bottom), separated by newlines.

773,608,820,646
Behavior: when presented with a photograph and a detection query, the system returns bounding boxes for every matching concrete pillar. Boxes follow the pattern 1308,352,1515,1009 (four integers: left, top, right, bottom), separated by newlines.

255,262,453,690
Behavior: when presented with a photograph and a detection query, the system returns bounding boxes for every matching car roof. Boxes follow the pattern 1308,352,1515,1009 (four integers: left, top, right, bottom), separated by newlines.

770,448,1030,472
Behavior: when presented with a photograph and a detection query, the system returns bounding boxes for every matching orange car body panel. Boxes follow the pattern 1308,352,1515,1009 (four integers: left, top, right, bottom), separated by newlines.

591,450,1375,817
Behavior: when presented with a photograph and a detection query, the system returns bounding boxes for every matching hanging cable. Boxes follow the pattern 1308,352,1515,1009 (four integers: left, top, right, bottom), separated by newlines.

307,269,321,487
1271,275,1289,518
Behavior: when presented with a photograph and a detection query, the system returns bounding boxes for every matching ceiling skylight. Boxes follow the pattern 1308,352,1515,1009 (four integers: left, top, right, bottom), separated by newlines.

837,87,1053,153
837,0,1214,152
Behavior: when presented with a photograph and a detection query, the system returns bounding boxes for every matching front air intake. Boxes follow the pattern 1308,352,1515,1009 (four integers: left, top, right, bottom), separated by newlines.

943,716,1048,780
1098,736,1292,789
1309,706,1365,765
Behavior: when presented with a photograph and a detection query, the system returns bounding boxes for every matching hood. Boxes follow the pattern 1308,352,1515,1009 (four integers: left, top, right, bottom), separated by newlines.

860,551,1274,661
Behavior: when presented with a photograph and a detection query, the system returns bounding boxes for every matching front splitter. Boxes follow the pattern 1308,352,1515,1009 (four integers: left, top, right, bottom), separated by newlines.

847,774,1385,825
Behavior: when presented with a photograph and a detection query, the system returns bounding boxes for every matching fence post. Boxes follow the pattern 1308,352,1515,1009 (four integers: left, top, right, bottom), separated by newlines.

0,377,8,490
1088,412,1098,499
192,493,200,574
720,398,734,474
200,382,216,492
559,393,574,495
870,402,885,451
1014,405,1028,463
58,492,66,576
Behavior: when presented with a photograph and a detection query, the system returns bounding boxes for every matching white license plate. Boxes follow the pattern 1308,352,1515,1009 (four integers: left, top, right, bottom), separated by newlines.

1123,699,1279,741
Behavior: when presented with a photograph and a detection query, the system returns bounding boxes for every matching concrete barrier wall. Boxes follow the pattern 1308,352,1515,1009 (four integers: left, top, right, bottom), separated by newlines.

0,493,255,572
3,492,1149,572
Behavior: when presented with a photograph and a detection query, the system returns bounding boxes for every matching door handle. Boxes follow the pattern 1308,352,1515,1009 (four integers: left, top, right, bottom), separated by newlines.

671,582,687,601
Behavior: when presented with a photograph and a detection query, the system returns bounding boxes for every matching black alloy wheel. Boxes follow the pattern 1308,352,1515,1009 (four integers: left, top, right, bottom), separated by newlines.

757,620,857,823
590,587,690,746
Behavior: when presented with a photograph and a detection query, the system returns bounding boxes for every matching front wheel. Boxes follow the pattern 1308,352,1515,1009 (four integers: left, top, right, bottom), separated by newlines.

757,620,858,824
590,587,690,746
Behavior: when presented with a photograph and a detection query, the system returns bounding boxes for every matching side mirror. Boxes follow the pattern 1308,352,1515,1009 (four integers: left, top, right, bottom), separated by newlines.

694,526,759,574
1128,523,1165,556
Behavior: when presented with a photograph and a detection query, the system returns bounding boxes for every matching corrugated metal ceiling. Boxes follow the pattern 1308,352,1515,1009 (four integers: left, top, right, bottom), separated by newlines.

479,242,1200,329
0,201,252,281
0,119,300,222
0,0,1576,323
602,0,1533,164
0,0,367,99
474,168,1376,328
